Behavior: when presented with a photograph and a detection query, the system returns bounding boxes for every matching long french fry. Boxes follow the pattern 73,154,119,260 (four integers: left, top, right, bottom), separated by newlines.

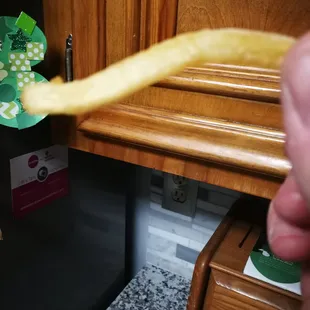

21,28,295,115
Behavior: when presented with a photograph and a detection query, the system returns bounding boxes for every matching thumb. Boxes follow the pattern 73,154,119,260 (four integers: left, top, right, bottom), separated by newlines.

282,32,310,206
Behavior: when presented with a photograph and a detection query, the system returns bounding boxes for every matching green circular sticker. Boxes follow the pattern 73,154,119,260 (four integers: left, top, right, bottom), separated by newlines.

0,83,16,102
250,241,301,284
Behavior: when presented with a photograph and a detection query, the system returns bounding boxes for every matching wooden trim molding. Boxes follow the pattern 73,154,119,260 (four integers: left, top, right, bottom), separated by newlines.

78,103,290,179
157,65,281,103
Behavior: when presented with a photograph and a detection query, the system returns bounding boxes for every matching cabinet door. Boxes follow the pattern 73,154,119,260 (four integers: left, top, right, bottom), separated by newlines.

44,0,310,199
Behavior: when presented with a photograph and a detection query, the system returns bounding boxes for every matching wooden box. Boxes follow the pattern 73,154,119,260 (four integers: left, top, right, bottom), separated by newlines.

203,202,302,310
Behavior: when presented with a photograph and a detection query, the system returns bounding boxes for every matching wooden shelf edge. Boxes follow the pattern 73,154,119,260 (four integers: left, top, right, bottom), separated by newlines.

77,103,290,179
50,124,281,199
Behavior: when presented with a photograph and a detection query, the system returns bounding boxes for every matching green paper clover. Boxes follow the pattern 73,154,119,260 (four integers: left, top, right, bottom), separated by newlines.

0,14,48,129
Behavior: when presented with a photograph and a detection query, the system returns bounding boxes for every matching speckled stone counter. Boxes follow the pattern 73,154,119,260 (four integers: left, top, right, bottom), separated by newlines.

107,265,191,310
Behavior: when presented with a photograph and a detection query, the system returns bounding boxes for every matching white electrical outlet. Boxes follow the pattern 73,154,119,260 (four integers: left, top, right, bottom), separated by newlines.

172,175,187,185
171,188,187,203
162,173,199,217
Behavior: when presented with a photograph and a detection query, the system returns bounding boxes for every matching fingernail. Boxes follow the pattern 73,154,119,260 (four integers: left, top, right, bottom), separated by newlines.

267,201,303,243
268,205,305,247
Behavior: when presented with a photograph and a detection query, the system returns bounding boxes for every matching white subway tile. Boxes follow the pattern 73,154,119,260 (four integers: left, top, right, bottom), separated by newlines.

146,249,194,279
147,233,177,257
199,182,241,198
197,200,229,216
149,213,211,244
148,226,190,248
150,201,192,222
150,186,163,196
150,193,162,204
188,239,207,252
193,209,223,231
208,191,237,208
192,224,214,236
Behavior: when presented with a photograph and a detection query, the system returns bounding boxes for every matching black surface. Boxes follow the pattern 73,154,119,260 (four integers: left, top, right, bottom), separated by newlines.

0,2,131,309
0,149,130,310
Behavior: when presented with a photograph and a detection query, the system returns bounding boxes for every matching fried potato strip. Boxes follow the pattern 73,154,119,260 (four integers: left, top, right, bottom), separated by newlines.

22,28,295,115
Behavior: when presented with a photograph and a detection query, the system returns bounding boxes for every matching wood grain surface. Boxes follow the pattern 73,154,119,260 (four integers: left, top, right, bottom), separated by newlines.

42,0,73,80
106,0,127,65
177,0,310,36
140,0,179,48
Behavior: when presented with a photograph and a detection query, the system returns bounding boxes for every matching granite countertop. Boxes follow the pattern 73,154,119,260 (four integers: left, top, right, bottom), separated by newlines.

107,265,191,310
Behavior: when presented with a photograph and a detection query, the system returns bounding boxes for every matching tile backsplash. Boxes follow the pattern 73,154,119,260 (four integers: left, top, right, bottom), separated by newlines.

146,170,241,279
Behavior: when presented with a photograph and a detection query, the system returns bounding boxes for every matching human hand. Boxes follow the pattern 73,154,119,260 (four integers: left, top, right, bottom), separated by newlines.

268,32,310,309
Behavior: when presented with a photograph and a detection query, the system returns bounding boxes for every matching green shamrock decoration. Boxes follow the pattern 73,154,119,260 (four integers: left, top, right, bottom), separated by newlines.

0,14,48,129
8,29,31,52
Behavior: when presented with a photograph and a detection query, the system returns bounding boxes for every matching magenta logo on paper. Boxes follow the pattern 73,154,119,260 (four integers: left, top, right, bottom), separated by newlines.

28,155,39,168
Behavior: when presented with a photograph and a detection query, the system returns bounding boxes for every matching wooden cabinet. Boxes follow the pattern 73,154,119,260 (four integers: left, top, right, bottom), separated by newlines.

42,0,310,200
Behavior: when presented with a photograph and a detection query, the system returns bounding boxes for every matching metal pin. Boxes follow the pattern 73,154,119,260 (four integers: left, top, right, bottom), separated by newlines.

65,34,73,82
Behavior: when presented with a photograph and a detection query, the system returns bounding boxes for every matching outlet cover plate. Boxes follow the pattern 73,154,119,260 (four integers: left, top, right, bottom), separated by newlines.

162,173,199,217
